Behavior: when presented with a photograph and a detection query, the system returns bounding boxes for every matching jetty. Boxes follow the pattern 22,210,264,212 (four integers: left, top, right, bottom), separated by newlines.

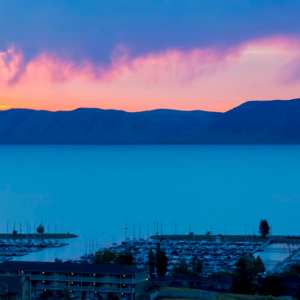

0,233,78,240
0,232,78,262
151,234,300,244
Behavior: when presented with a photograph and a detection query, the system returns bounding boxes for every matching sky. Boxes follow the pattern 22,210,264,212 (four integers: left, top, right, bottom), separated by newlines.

0,0,300,112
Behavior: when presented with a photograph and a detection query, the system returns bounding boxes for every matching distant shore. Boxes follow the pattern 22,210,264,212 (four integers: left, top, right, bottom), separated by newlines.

1,99,300,144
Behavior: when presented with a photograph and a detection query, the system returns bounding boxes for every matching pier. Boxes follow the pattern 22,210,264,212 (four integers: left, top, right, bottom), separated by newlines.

0,233,78,239
0,232,78,262
151,234,300,244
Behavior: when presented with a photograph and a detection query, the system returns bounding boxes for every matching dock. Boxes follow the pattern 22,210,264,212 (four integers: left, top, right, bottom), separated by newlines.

151,234,300,244
0,233,78,239
0,232,78,262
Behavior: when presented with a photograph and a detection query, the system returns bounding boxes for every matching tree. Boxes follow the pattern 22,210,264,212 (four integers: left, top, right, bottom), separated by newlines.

254,256,265,274
94,249,134,265
259,219,270,238
172,259,201,289
156,243,168,278
288,264,300,275
172,259,190,277
191,256,203,275
233,253,265,294
94,249,116,264
37,224,45,234
260,275,283,297
115,252,134,265
148,249,156,278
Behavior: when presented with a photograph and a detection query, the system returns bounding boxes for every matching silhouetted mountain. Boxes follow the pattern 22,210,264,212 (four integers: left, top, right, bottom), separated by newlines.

0,98,300,144
216,99,300,143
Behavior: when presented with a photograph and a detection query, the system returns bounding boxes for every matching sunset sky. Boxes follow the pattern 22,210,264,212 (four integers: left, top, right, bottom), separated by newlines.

1,0,300,112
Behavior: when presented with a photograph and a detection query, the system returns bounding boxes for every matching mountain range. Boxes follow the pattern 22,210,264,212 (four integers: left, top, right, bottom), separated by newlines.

1,98,300,144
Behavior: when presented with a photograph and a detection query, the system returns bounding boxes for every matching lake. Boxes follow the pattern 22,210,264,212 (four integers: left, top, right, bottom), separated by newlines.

0,145,300,261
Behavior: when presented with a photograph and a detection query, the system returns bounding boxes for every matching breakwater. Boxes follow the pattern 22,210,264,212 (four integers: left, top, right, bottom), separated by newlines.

0,232,78,262
151,234,300,244
0,233,78,239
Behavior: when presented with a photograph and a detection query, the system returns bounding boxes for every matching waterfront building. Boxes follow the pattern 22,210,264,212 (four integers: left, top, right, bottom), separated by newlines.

0,261,148,300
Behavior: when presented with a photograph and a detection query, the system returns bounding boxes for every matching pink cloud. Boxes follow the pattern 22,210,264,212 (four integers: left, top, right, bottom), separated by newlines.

0,47,23,83
1,35,300,112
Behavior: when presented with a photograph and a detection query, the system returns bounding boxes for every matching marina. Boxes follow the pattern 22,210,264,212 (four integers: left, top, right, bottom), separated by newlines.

1,232,300,299
3,229,300,277
0,232,78,262
106,234,300,276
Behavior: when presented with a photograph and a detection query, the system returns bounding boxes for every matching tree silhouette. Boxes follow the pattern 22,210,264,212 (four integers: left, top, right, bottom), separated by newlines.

115,252,134,265
255,256,265,274
172,259,190,277
148,249,156,278
191,256,203,275
156,242,168,278
259,219,270,238
36,224,45,234
260,275,283,296
94,249,134,265
233,253,265,294
94,249,116,264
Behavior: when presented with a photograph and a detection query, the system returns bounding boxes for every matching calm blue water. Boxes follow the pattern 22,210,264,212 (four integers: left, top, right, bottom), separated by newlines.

0,145,300,260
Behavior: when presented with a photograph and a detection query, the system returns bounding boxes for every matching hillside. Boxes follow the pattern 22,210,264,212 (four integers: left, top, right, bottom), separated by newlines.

0,99,299,144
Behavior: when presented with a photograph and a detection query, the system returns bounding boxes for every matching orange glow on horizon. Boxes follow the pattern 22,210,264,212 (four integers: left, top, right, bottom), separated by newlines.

0,35,300,112
0,104,11,110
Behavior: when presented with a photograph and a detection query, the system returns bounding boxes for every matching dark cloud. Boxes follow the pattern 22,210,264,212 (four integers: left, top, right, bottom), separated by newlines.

1,0,300,64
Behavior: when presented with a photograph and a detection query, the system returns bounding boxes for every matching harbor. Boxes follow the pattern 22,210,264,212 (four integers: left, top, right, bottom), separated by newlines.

3,228,300,277
104,234,300,276
1,230,300,299
0,231,78,262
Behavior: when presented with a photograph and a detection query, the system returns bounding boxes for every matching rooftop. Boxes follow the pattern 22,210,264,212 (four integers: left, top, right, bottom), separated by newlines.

0,275,23,295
